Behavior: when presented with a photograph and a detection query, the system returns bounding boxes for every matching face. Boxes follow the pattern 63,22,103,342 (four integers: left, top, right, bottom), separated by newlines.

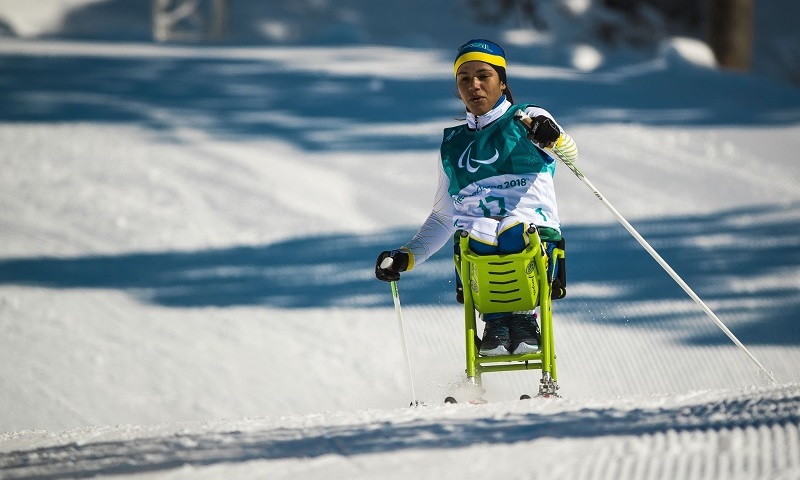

456,61,506,116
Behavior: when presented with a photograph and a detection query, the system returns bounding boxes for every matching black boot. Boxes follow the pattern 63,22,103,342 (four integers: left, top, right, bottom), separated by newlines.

479,317,511,356
509,313,541,354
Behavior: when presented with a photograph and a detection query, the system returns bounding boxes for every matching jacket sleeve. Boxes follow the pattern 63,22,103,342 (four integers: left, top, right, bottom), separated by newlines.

401,156,455,270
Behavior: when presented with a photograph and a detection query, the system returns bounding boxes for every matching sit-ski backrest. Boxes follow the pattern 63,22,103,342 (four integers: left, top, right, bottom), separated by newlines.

458,231,544,315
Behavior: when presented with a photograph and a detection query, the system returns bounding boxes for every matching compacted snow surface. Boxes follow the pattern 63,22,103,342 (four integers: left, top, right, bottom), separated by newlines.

0,1,799,478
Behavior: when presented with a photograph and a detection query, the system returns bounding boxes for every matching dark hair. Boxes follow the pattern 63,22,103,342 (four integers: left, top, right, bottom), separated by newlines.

492,65,514,104
492,65,508,84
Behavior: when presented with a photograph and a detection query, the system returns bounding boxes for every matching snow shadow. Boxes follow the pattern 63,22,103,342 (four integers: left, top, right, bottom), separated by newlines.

2,45,799,155
0,51,454,151
2,390,798,479
0,204,798,346
560,203,800,346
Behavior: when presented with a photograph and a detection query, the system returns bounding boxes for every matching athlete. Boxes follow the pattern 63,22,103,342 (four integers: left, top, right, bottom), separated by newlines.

375,39,579,356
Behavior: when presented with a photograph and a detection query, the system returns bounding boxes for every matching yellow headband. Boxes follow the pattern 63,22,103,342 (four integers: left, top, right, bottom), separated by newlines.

453,51,507,76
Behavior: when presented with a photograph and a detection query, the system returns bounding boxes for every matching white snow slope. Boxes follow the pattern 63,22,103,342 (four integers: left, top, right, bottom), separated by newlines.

1,1,800,479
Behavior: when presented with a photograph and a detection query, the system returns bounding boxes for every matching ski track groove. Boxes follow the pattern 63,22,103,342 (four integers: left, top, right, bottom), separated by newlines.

2,387,799,479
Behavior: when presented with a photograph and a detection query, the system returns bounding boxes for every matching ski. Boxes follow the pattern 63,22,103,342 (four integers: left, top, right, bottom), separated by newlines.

443,395,548,404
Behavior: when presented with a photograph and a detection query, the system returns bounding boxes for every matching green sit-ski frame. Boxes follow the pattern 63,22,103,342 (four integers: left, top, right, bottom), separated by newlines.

455,226,562,397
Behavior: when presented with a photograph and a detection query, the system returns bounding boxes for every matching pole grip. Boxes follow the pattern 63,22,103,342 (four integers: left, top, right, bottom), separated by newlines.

380,257,394,270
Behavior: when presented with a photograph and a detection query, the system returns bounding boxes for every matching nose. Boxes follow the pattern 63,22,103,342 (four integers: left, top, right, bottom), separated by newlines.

469,76,481,90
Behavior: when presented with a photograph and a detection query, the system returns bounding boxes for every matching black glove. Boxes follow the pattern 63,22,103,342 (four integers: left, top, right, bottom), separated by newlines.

526,115,560,148
375,250,410,282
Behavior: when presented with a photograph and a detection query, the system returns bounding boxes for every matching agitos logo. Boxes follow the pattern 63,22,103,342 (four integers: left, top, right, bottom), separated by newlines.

457,141,499,173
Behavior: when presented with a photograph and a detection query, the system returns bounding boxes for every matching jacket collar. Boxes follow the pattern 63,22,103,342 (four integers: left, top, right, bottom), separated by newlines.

466,95,511,130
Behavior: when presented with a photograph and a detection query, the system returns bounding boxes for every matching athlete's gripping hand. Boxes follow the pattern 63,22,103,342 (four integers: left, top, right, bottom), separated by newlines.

526,115,561,148
375,250,409,282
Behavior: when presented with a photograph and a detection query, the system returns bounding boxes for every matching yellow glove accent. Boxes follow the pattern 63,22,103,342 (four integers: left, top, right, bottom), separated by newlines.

554,133,579,164
400,247,415,271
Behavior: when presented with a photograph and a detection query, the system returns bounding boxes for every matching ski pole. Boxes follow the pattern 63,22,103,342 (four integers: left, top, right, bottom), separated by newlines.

515,111,778,385
381,257,420,406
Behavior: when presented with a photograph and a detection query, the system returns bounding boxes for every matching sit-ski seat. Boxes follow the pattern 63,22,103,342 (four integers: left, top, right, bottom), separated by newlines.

455,225,562,397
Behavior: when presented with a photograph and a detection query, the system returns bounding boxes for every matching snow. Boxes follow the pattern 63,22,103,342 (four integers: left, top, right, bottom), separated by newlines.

1,1,799,479
0,0,104,37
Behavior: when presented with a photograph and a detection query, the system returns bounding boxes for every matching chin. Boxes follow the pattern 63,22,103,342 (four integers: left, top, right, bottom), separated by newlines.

469,104,488,115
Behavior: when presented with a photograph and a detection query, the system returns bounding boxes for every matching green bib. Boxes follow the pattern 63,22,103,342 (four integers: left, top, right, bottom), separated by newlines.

440,105,553,196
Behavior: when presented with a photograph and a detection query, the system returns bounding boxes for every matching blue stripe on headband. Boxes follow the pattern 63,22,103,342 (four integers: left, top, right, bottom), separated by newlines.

454,39,506,76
